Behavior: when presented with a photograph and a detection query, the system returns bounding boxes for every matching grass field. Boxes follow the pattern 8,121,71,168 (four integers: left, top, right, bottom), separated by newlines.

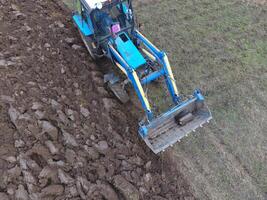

136,0,266,199
63,0,266,199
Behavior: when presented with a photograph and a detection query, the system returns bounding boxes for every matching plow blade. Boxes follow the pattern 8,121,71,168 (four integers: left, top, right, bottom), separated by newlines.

139,97,212,154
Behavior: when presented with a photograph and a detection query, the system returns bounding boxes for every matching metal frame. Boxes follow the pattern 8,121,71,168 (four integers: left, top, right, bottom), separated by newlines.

106,30,183,121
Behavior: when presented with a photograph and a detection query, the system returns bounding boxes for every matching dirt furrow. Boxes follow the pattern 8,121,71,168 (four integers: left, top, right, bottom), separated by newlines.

0,0,194,199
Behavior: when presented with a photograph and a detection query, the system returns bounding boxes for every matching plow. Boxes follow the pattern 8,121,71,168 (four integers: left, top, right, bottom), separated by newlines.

72,0,212,153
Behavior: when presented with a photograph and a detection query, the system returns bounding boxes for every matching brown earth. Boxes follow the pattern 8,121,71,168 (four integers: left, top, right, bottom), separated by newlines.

0,0,195,199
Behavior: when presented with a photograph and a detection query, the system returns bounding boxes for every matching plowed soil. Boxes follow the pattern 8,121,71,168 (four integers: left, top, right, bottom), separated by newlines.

0,0,194,199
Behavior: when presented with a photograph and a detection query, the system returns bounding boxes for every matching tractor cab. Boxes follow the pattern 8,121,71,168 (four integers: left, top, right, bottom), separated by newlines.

73,0,146,69
73,0,134,40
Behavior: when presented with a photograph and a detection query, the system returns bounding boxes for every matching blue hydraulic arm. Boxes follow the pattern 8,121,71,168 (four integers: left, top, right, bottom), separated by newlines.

108,43,154,120
141,68,165,85
134,30,181,103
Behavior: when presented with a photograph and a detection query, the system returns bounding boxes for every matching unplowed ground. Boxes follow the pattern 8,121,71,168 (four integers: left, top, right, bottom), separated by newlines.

136,0,267,200
0,0,194,199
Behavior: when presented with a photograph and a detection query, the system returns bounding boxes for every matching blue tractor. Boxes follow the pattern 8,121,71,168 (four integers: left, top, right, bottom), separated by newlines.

72,0,212,153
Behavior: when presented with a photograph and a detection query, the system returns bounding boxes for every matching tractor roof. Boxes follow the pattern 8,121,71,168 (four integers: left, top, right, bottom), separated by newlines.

84,0,108,9
84,0,129,10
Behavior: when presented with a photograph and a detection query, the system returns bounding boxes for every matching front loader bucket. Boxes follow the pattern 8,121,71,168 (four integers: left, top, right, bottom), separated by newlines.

139,96,212,154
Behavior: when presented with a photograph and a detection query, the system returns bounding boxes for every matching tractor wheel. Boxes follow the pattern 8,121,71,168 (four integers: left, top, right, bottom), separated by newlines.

107,82,129,104
78,30,98,60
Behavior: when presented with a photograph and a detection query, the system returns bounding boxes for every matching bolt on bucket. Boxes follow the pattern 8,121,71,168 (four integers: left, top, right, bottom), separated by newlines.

139,91,212,154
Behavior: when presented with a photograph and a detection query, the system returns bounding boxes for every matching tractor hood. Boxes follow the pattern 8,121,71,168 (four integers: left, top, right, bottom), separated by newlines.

115,33,146,70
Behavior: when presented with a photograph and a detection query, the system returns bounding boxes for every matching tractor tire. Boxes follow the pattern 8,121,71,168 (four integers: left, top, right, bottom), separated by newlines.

78,30,98,61
107,82,129,104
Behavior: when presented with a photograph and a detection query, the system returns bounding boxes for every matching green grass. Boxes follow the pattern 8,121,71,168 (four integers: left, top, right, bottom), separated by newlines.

136,0,267,199
63,0,73,8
